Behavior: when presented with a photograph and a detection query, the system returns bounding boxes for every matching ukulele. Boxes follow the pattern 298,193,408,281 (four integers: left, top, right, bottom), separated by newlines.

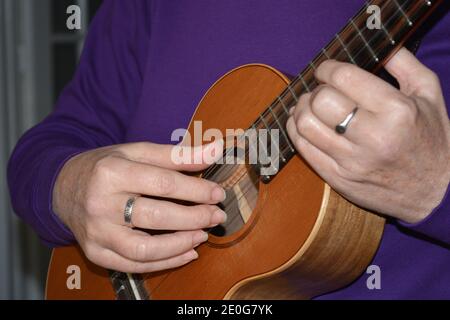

46,0,443,299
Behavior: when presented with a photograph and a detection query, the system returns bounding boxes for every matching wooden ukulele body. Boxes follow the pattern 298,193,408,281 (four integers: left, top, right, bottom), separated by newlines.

46,64,385,300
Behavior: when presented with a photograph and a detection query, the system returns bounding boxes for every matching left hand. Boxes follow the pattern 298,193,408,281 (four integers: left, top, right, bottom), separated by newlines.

287,48,450,223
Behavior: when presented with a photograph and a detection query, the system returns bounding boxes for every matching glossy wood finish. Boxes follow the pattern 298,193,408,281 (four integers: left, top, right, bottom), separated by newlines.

46,245,115,300
46,65,385,300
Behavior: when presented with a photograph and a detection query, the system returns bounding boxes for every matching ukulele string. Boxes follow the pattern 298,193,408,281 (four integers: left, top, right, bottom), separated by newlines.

202,0,393,178
134,181,258,287
202,0,414,180
134,0,421,288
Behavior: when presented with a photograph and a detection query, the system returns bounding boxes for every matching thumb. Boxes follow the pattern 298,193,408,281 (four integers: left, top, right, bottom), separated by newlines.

120,139,224,172
170,139,225,171
384,47,441,101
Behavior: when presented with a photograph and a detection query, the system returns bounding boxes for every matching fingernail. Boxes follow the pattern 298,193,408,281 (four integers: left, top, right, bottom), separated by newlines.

289,107,295,115
194,231,208,245
186,250,199,261
190,251,199,260
211,209,227,226
211,186,226,202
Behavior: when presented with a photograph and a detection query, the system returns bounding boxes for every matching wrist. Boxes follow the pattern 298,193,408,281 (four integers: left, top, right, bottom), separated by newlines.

408,149,450,224
52,151,86,228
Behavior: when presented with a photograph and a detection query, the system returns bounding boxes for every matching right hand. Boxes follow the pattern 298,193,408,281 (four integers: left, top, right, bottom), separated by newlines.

52,141,227,273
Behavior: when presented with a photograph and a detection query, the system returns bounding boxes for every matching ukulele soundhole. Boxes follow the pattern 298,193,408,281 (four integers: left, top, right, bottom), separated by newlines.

204,147,260,237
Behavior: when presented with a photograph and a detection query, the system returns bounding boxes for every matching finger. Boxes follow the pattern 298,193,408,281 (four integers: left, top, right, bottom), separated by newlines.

309,85,377,144
115,196,227,230
384,47,442,101
102,225,208,262
315,59,402,113
291,94,355,161
119,139,224,172
286,116,340,185
114,157,226,204
88,245,199,274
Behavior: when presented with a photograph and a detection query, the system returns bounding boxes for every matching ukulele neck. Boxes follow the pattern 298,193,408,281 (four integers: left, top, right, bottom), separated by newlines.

109,271,149,300
253,0,442,183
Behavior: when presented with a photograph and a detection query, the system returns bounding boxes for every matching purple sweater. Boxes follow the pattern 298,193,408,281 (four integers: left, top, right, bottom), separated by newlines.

7,0,450,299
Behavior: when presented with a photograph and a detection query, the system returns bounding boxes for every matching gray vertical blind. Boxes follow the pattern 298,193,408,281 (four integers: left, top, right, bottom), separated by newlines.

0,0,99,299
1,0,51,300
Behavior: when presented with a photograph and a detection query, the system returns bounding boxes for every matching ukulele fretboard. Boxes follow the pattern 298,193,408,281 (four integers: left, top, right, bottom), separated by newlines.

250,0,440,182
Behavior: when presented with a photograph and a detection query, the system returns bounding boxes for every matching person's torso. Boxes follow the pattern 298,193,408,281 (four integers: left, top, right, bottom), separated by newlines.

126,0,450,299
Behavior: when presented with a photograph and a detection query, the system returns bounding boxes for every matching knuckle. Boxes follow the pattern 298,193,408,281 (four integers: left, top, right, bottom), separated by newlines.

91,155,122,184
330,65,354,87
371,133,400,162
152,172,176,196
193,206,213,226
296,114,314,135
311,86,333,110
388,98,418,127
298,92,311,108
423,69,439,87
84,194,102,216
144,205,165,228
388,96,412,110
133,241,151,261
92,156,112,179
82,244,98,264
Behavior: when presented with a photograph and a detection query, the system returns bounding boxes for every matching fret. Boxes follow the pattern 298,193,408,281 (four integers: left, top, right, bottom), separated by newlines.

258,115,279,176
127,273,143,300
258,114,271,138
248,123,261,170
109,271,148,300
287,84,299,102
299,73,311,92
350,18,379,63
110,272,132,300
380,22,396,45
278,95,290,116
393,0,413,26
116,284,131,300
335,33,357,64
252,120,268,156
251,123,271,182
321,47,331,59
367,0,396,46
268,105,294,155
240,0,442,184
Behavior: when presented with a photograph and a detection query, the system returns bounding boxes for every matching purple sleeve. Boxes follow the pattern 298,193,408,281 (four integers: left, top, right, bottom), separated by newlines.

7,0,150,247
399,185,450,244
397,9,450,245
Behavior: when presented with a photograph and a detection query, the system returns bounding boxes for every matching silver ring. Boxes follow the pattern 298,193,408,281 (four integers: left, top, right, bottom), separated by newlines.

335,107,358,135
124,197,138,225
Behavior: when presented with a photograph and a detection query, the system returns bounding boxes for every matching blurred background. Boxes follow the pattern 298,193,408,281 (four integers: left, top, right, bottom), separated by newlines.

0,0,102,299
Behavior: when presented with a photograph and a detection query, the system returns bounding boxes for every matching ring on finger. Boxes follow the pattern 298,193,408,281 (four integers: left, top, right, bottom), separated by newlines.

124,196,139,226
335,107,358,135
